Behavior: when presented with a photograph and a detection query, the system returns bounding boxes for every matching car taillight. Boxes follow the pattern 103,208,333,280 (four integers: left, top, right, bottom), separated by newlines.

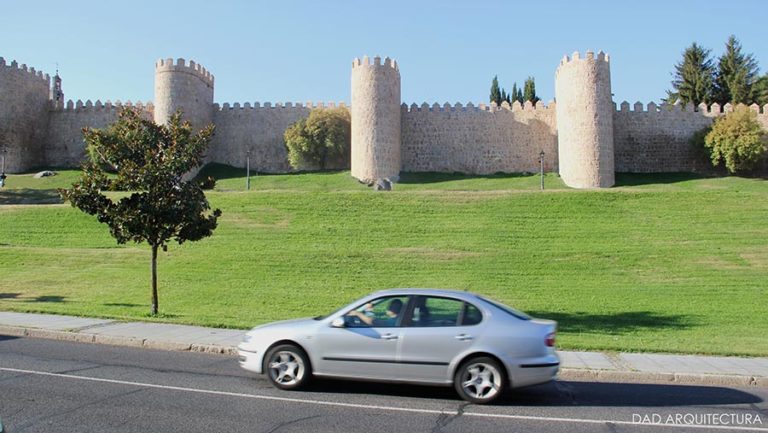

545,332,556,347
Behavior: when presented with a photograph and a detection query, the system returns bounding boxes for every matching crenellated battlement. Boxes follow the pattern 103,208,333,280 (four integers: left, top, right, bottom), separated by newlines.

401,100,556,113
53,99,155,112
616,100,768,115
555,50,610,78
351,55,399,72
557,50,610,66
155,57,214,87
0,56,52,86
213,101,346,111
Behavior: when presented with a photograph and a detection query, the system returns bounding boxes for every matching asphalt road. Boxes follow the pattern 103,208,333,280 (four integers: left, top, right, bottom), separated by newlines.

0,335,766,433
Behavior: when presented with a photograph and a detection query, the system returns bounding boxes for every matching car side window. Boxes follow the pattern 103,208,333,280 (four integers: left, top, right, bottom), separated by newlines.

461,302,483,326
410,296,464,327
344,296,408,328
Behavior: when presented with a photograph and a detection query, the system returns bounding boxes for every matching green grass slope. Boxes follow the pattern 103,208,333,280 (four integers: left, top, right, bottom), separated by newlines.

1,167,766,356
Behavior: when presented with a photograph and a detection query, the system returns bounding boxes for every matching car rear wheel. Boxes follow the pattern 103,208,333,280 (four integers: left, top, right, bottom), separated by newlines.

454,356,506,404
264,344,311,390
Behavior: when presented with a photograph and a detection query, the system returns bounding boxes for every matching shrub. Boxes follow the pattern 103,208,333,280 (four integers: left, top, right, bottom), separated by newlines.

199,176,216,190
704,107,767,173
284,107,350,170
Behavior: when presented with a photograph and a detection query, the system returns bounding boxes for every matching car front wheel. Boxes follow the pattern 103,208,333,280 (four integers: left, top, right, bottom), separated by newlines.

454,357,506,404
264,344,311,390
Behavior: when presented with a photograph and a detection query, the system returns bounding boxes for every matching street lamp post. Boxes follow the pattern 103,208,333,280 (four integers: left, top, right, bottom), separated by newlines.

0,146,7,188
539,150,545,191
246,149,252,191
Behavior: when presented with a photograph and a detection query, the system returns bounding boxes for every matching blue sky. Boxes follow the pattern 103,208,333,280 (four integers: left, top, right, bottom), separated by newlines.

2,0,766,106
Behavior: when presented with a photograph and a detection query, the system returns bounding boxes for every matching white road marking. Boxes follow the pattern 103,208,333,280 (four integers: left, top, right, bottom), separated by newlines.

1,366,766,431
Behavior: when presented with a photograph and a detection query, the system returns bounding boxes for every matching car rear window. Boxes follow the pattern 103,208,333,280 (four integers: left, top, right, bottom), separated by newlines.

477,296,531,320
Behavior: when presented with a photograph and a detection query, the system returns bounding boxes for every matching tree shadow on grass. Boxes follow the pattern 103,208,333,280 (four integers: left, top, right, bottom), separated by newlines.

0,189,63,204
398,171,535,185
195,163,349,182
526,311,697,335
0,293,21,299
103,302,144,308
614,172,710,187
33,295,66,303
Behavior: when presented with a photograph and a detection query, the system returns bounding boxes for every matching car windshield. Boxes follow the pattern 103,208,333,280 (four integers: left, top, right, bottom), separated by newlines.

477,295,531,320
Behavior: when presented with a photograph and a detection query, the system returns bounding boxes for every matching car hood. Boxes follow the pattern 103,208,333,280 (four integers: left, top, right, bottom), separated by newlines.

247,317,317,334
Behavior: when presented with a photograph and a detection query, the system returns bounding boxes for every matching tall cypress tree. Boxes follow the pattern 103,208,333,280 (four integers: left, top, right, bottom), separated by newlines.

511,83,519,104
666,42,715,106
714,35,759,104
516,87,523,104
501,88,508,104
523,77,540,104
490,76,501,105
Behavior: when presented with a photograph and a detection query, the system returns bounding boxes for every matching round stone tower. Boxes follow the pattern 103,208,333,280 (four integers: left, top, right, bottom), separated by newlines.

154,58,214,129
554,50,615,188
350,55,402,183
0,57,52,172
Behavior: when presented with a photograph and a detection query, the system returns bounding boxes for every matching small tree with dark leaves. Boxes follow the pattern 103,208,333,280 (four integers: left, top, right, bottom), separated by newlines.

60,108,221,315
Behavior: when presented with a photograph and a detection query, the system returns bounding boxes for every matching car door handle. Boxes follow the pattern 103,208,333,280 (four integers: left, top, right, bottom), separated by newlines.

381,333,399,340
455,334,473,341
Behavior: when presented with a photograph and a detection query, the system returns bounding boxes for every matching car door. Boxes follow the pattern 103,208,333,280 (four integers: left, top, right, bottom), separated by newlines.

314,295,409,380
396,296,484,383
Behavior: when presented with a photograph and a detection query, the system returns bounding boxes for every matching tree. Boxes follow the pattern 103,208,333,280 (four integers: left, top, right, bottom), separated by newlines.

511,82,519,104
754,74,768,106
501,88,508,105
490,75,501,105
60,108,221,316
284,107,350,170
515,86,523,104
523,76,540,104
665,42,715,106
714,35,759,105
704,107,767,173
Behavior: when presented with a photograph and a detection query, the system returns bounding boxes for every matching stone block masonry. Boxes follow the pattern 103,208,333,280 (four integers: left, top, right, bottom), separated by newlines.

2,53,767,187
401,101,558,174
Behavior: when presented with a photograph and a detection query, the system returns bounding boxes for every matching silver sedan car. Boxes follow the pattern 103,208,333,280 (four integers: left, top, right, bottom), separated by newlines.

238,289,559,404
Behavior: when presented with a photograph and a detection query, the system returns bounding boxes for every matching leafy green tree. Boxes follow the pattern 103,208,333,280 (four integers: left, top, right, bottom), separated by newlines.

754,74,768,106
714,35,759,104
515,86,523,104
284,107,350,170
60,108,221,316
704,107,767,173
665,42,715,106
501,88,508,105
523,76,540,104
490,76,502,105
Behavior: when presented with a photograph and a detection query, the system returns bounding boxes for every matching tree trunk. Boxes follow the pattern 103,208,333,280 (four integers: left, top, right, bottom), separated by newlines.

151,244,158,315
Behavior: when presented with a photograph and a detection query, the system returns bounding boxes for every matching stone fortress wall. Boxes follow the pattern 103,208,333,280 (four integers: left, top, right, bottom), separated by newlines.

2,53,768,188
0,58,52,171
46,101,154,168
401,101,558,174
613,101,768,172
209,102,347,172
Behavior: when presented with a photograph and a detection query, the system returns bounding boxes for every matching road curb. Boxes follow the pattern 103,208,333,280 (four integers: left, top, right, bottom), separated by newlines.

0,325,233,354
559,368,762,388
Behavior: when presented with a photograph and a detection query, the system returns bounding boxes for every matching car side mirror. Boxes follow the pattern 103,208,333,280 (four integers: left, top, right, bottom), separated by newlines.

331,317,345,328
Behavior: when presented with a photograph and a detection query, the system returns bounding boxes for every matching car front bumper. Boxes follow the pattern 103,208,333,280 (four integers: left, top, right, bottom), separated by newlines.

238,347,264,374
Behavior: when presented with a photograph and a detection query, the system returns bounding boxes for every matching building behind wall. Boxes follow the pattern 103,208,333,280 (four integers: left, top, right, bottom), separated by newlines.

1,52,767,188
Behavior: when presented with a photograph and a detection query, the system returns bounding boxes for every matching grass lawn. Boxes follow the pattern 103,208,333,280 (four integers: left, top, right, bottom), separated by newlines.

1,166,766,356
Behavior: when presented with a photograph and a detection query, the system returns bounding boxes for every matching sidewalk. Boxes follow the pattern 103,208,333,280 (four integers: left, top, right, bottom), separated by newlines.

1,311,766,388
